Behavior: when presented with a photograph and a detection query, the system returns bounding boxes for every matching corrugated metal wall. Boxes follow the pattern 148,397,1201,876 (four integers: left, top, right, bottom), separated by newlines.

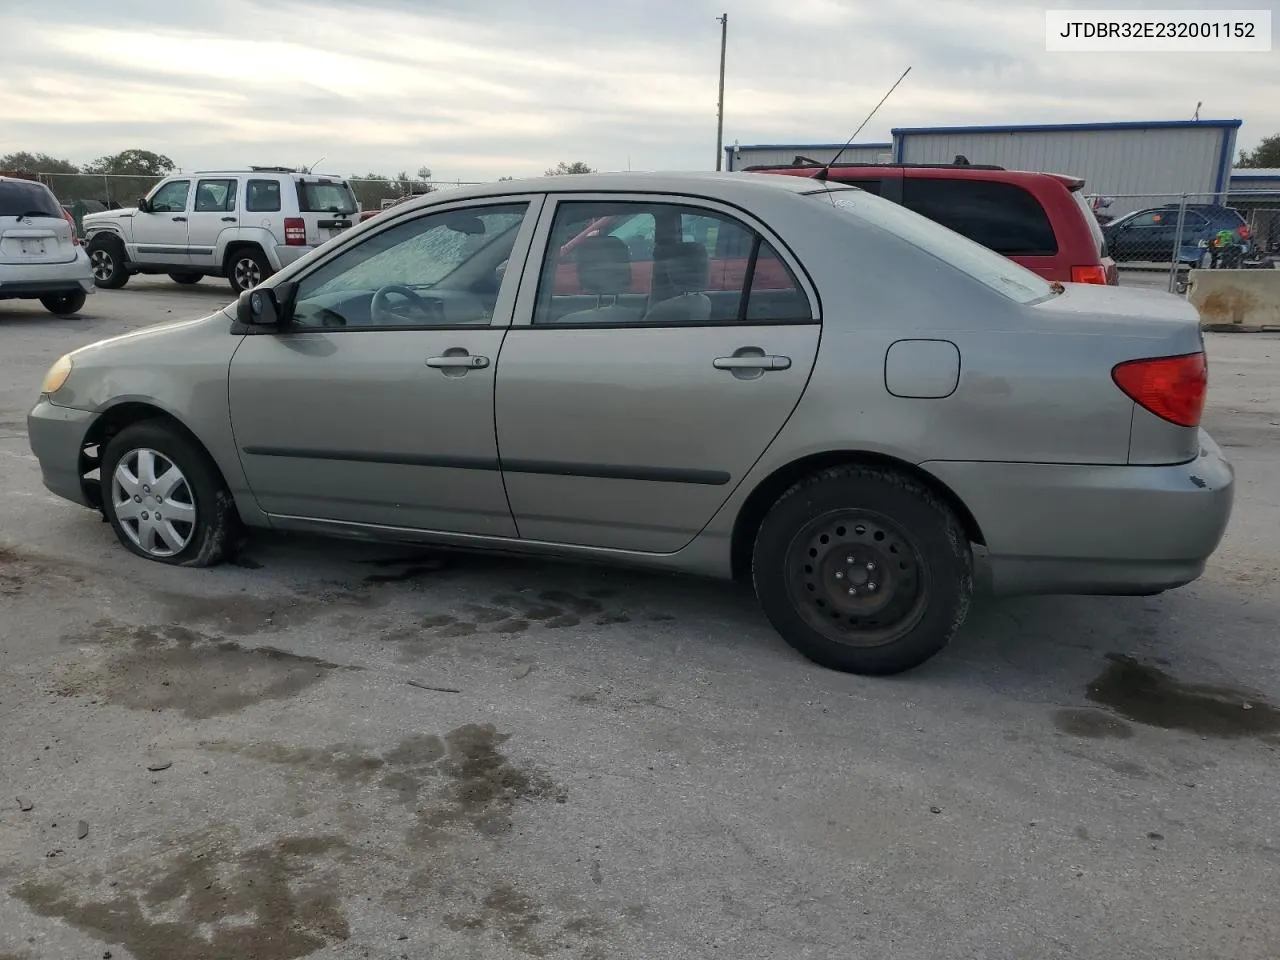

895,127,1233,217
729,144,891,171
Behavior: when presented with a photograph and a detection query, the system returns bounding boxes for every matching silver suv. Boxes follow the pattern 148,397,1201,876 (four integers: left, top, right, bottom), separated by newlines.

0,176,95,315
82,167,360,294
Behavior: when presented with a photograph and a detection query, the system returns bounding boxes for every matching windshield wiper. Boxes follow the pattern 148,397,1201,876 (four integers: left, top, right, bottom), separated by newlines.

12,210,56,220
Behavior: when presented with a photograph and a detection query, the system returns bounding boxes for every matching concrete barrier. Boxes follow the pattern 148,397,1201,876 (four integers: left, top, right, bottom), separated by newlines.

1187,269,1280,331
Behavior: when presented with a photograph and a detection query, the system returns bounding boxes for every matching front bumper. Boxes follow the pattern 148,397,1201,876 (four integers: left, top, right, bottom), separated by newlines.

923,429,1235,596
27,398,95,507
0,250,95,299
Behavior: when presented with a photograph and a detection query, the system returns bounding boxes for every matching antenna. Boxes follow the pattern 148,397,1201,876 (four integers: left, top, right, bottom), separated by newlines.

815,66,912,181
305,156,325,174
1192,101,1202,121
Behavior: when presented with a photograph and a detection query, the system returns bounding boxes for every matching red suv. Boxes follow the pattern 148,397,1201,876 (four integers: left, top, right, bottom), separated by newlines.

746,161,1118,285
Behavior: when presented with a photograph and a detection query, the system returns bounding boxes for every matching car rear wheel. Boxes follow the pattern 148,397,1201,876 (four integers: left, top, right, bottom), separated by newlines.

168,273,202,285
752,466,973,675
227,248,270,294
101,422,241,567
87,236,129,289
40,291,87,315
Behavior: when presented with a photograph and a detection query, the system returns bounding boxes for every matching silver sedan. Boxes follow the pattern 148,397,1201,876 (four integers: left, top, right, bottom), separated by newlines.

27,172,1234,674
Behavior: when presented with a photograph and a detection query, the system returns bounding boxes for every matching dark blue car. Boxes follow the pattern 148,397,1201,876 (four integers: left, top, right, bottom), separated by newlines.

1103,203,1250,264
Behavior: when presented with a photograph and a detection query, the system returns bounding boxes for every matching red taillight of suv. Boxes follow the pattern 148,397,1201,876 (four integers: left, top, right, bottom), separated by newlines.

283,217,307,246
61,208,80,245
1071,264,1109,284
1112,352,1207,428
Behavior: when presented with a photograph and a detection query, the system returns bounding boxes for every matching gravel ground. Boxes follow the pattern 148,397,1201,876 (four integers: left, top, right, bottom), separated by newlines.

1,277,1278,960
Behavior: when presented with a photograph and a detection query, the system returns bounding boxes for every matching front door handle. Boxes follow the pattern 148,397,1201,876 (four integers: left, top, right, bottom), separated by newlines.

221,216,236,223
172,216,187,222
426,354,489,370
713,355,791,371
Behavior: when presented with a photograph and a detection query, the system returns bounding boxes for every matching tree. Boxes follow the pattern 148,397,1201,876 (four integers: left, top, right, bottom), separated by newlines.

1238,134,1280,168
0,152,79,174
544,161,595,176
83,149,176,178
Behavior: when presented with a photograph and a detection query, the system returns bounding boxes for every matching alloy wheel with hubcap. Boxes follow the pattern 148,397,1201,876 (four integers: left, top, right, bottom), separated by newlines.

90,249,114,283
110,447,197,558
228,249,270,294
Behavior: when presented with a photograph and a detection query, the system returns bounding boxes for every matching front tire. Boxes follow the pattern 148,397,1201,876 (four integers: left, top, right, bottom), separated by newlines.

752,466,973,675
226,248,271,294
87,236,130,289
40,291,87,315
101,422,241,567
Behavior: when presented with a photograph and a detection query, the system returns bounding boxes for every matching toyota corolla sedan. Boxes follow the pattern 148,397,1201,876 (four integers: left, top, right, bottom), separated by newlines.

27,172,1234,675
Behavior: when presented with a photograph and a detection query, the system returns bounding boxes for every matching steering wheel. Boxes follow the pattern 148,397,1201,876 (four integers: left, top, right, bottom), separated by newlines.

371,284,436,325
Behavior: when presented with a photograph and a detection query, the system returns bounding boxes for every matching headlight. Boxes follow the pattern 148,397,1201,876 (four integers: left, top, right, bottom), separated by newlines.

41,354,74,395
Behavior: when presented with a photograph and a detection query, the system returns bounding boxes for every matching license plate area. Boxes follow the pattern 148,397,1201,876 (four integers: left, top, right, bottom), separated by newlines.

19,239,47,256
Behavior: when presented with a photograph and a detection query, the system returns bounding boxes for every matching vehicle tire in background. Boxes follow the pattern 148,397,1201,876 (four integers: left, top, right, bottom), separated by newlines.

39,291,87,316
101,421,241,567
168,273,202,285
226,248,271,295
752,465,973,675
86,235,130,289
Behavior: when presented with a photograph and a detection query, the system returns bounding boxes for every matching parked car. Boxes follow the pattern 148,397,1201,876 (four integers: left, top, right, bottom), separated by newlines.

0,176,95,315
746,160,1118,286
27,172,1232,675
82,167,360,294
1102,203,1251,265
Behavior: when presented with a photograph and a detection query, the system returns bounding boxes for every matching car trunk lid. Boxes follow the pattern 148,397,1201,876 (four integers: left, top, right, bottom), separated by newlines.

293,176,359,246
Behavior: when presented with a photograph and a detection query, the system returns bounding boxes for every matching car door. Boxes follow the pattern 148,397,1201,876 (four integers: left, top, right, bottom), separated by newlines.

186,178,238,269
1110,210,1175,262
133,179,192,265
228,196,543,536
494,194,821,553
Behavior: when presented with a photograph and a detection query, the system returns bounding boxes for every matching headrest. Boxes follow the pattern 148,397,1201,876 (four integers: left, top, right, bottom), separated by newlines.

572,235,632,296
654,241,709,292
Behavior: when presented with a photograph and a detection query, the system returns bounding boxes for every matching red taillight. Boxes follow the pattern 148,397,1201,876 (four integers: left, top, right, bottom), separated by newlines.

1071,264,1108,284
61,208,80,245
283,217,307,246
1112,352,1207,428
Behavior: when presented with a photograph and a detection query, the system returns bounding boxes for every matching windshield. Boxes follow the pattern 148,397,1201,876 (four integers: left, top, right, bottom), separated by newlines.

298,181,358,215
810,187,1056,304
0,180,62,219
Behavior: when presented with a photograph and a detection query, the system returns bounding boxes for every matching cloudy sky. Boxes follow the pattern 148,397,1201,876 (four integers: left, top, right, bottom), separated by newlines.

2,0,1277,181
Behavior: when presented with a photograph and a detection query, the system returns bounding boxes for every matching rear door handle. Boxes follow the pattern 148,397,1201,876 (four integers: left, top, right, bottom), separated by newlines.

172,216,187,222
713,355,791,371
426,354,489,369
221,216,236,223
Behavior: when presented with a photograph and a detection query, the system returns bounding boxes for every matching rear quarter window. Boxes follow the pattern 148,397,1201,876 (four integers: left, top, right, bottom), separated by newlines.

903,178,1058,257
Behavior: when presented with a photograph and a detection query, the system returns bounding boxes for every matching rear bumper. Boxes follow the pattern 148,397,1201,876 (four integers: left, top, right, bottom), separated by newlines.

0,251,95,298
923,429,1234,596
27,398,95,507
271,244,316,270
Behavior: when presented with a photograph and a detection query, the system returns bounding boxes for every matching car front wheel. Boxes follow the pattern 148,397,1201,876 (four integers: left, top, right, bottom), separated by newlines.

101,421,241,567
87,236,129,289
40,291,87,315
752,465,973,675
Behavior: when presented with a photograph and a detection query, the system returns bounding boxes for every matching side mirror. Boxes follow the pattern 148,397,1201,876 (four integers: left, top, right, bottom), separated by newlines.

236,281,297,328
137,197,151,214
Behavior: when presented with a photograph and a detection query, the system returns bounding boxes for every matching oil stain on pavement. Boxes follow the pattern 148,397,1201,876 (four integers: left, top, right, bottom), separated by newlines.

1085,653,1280,739
55,621,357,719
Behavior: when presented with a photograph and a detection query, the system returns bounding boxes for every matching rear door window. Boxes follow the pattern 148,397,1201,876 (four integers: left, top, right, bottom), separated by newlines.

0,180,61,218
903,178,1058,257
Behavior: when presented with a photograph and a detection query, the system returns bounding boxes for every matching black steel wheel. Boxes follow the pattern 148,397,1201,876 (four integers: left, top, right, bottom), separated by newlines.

753,465,973,675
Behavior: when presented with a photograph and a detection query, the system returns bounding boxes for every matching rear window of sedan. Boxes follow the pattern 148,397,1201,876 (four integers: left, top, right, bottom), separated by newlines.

811,187,1056,304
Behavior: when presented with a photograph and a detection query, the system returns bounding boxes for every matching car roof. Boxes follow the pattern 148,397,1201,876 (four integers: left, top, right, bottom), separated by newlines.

748,162,1086,191
391,171,848,212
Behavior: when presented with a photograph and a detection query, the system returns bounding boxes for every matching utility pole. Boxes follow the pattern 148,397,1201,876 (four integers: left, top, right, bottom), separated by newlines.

715,13,728,170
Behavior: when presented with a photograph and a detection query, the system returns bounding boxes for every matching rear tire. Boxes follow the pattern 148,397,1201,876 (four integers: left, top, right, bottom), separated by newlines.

40,291,87,315
169,273,202,285
101,421,241,567
752,466,973,675
87,236,129,289
226,248,271,294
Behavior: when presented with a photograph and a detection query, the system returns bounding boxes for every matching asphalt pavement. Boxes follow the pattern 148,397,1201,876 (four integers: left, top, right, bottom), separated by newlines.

1,277,1278,960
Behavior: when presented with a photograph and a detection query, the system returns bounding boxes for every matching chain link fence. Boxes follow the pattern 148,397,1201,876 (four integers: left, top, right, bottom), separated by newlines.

1088,190,1280,293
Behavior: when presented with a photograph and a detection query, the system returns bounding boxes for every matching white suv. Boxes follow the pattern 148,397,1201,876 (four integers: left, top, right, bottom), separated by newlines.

0,176,95,315
82,167,361,294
